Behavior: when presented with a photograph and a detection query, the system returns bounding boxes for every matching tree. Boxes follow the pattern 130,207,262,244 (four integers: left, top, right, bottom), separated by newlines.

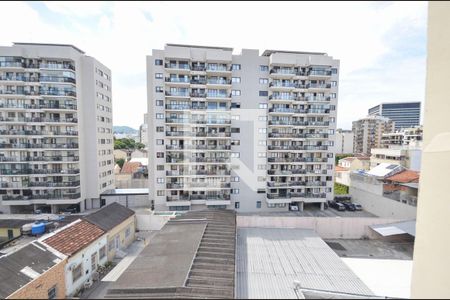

334,182,349,195
335,153,354,165
116,158,125,169
136,142,145,150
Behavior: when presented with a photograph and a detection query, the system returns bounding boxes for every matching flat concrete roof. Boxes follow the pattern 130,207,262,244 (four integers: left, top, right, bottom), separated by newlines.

101,188,149,196
236,228,374,299
166,43,233,52
262,49,327,56
13,42,85,54
110,221,206,289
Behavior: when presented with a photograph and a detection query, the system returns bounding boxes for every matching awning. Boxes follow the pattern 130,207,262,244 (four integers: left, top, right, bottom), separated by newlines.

370,220,416,237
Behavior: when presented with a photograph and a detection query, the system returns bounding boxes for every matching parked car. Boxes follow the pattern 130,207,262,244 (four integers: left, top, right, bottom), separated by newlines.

62,204,79,214
353,203,363,211
330,201,345,211
342,202,356,211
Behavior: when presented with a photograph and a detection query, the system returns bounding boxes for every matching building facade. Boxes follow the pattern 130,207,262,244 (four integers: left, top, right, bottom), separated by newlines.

380,125,423,148
0,43,114,213
147,44,339,212
368,102,421,129
352,115,395,155
335,128,354,154
139,113,149,148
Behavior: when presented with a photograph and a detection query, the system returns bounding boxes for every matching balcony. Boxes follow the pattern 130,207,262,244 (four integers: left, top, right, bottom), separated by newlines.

165,104,191,110
206,92,231,99
270,68,296,75
191,66,206,72
0,130,78,136
40,76,76,84
39,90,77,97
308,70,332,77
0,143,78,149
207,79,231,85
0,75,40,82
306,83,331,89
307,121,330,127
306,96,330,102
0,62,24,68
0,117,78,123
165,91,190,98
165,118,190,124
165,144,231,151
267,157,328,163
269,82,296,88
27,181,81,188
40,63,75,71
269,94,295,101
206,66,229,72
0,90,40,96
190,79,207,85
190,92,207,98
0,168,80,175
2,193,81,201
165,77,190,83
164,63,190,70
268,108,295,114
0,103,77,110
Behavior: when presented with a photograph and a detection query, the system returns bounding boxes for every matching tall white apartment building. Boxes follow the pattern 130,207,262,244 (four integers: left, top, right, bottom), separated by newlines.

0,43,114,214
147,44,339,212
139,113,149,148
335,128,354,154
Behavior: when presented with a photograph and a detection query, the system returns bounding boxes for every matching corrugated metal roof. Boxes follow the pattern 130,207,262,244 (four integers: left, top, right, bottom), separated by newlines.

371,220,416,237
236,228,374,299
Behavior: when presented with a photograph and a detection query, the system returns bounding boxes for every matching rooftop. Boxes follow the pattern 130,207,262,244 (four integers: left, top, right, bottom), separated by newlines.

166,43,233,52
236,228,374,299
0,219,31,228
83,202,135,232
385,170,420,183
42,220,105,256
0,241,65,299
366,163,403,178
262,49,327,56
13,42,85,54
120,161,142,174
335,165,349,172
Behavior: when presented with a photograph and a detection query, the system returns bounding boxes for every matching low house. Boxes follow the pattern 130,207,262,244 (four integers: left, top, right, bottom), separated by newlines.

335,156,370,186
41,220,107,297
0,241,67,299
130,149,148,159
84,202,136,261
115,161,147,188
0,220,29,246
113,149,128,161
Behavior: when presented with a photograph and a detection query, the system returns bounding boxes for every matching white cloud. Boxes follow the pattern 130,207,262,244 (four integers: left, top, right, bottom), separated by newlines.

0,1,427,129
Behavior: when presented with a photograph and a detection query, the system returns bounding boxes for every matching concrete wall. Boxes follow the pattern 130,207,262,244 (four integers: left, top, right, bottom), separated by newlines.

8,259,67,299
411,3,450,298
102,194,150,208
64,235,107,297
106,216,136,261
237,216,404,239
350,185,417,219
115,174,148,189
0,227,21,239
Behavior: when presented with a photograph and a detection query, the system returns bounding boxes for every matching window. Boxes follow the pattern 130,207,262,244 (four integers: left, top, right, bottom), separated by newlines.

231,127,240,133
156,113,164,119
258,116,267,121
156,152,164,158
157,178,165,184
91,252,98,271
331,81,337,87
155,59,163,65
231,139,240,146
257,152,267,158
258,140,267,146
257,189,266,194
157,165,164,171
259,91,268,97
232,64,241,70
155,86,163,93
330,105,336,111
258,128,267,134
108,240,114,251
257,164,267,170
259,78,268,84
156,139,164,145
259,103,268,109
235,202,240,209
155,73,163,79
231,102,241,109
231,115,240,120
256,201,262,208
231,176,239,182
156,126,164,132
231,152,240,158
48,285,57,300
257,176,266,182
232,77,241,83
330,93,337,98
72,264,83,283
157,190,165,196
327,164,334,170
329,129,335,135
260,65,269,72
125,226,131,238
99,246,106,260
231,189,240,194
331,68,338,74
156,100,163,106
232,90,241,96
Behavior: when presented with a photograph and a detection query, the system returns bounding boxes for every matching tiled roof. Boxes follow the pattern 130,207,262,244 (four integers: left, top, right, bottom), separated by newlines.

42,220,104,256
120,161,142,174
386,170,420,183
84,202,135,232
335,166,349,172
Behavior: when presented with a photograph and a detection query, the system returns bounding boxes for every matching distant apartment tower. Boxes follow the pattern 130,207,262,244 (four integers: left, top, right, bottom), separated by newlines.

352,115,394,155
139,113,148,148
335,128,354,154
381,125,423,148
0,43,114,213
147,44,339,212
368,102,421,129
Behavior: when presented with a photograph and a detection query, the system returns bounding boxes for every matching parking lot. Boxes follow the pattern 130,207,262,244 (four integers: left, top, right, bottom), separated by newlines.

238,205,377,218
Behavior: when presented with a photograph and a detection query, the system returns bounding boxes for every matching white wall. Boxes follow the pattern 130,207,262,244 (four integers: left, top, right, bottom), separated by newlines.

350,185,417,219
135,210,174,230
237,216,404,239
64,235,107,297
102,194,150,208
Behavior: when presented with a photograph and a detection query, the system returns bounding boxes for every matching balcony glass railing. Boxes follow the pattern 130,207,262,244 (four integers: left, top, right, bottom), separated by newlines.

207,92,230,98
2,193,81,201
165,77,190,83
0,143,78,149
0,168,80,175
40,76,76,84
0,130,78,136
40,63,75,71
165,91,190,97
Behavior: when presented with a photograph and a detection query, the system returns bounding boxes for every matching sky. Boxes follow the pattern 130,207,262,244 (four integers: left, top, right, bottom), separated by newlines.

0,1,427,130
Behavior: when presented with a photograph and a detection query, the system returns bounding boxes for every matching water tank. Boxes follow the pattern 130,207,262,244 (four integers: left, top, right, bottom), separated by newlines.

22,223,34,235
31,222,46,235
